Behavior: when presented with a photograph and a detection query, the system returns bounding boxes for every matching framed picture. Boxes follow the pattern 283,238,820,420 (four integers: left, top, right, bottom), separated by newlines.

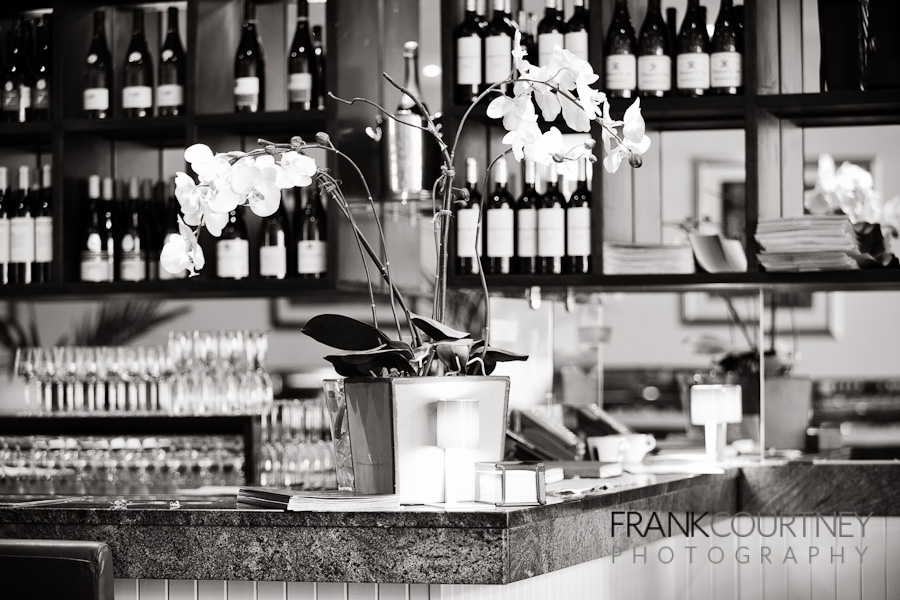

695,160,746,244
270,298,379,329
681,292,844,338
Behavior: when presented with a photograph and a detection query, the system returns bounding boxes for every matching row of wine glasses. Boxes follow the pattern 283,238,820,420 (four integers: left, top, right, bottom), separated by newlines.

258,398,336,490
0,435,245,496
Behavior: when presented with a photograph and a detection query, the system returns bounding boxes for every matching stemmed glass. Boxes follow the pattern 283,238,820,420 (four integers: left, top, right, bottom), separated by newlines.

14,348,37,414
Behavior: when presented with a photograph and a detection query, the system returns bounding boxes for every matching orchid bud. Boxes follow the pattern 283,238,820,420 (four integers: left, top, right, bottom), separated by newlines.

629,154,643,168
290,136,304,149
551,153,566,163
315,132,331,145
587,154,598,164
265,144,277,154
584,139,596,150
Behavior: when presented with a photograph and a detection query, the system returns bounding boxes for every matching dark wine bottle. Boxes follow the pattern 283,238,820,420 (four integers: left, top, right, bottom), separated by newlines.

158,7,186,116
235,0,265,113
637,0,672,97
9,166,33,284
710,0,742,95
84,11,113,119
666,8,678,91
455,157,482,275
288,0,317,111
676,0,710,96
537,0,566,68
100,177,116,281
538,162,565,275
565,0,589,62
454,0,483,104
140,179,159,280
295,183,327,279
484,158,514,275
311,25,326,110
523,12,538,65
397,41,426,116
81,176,113,282
159,183,187,280
515,160,539,275
2,22,30,123
123,9,154,118
260,195,289,280
566,159,591,274
119,178,147,282
484,0,514,92
0,168,8,284
33,164,52,283
32,15,51,121
217,210,250,279
605,0,637,98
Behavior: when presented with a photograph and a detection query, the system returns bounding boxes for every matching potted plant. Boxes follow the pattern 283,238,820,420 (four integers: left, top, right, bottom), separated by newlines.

161,29,649,502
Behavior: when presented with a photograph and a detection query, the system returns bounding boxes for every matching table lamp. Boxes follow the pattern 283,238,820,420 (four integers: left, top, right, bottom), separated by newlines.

437,398,480,504
690,384,742,461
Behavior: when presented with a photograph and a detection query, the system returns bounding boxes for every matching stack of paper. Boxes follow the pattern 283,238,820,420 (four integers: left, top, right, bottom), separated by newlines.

755,216,893,271
602,243,695,275
237,487,400,511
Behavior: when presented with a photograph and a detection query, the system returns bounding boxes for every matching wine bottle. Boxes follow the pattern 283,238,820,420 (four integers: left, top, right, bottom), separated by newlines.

537,0,566,68
158,7,186,116
565,0,589,62
288,0,317,112
2,22,30,123
566,159,591,274
101,177,116,281
311,25,326,110
516,160,539,275
159,183,186,280
484,0,513,92
10,166,34,284
523,12,538,65
454,0,483,104
484,158,514,275
32,15,51,121
637,0,672,97
710,0,742,95
84,11,113,119
123,9,154,118
475,0,487,29
0,168,9,284
397,41,426,116
605,0,637,98
119,178,147,282
141,179,160,280
235,0,265,113
538,162,565,275
81,176,112,282
217,209,250,279
33,164,52,283
666,8,678,90
455,157,482,275
296,183,327,279
260,195,289,280
676,0,710,97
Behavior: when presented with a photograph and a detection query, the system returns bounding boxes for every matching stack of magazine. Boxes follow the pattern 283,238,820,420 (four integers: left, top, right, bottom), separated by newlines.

602,242,695,275
237,487,400,511
755,216,894,271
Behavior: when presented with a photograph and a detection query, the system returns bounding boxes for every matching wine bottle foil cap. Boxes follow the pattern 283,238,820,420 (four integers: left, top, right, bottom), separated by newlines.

42,164,51,187
403,41,418,57
548,161,559,181
129,178,140,199
18,166,29,190
493,0,504,11
495,157,508,184
88,175,101,198
466,157,478,184
0,166,7,190
102,176,114,199
524,159,536,183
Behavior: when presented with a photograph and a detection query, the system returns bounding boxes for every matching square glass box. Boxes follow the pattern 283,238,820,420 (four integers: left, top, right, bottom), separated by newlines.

474,461,547,506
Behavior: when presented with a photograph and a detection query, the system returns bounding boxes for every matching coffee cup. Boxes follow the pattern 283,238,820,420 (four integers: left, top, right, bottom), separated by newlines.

586,436,627,463
604,434,657,464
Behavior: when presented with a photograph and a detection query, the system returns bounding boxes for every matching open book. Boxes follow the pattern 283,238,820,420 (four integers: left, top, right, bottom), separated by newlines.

237,487,400,511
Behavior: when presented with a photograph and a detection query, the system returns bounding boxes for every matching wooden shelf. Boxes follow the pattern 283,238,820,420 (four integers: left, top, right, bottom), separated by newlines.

0,121,53,146
756,90,900,127
195,110,329,137
63,116,187,143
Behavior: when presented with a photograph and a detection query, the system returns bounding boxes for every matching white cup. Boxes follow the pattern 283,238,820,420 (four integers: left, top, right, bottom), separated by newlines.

586,436,627,463
604,434,657,464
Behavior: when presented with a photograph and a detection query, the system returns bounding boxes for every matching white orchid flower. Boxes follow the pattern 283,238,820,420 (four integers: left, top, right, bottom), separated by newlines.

279,151,318,187
231,163,282,217
622,98,651,155
161,218,205,276
501,112,541,161
487,94,536,132
559,93,591,132
511,28,528,74
174,172,201,222
524,127,566,166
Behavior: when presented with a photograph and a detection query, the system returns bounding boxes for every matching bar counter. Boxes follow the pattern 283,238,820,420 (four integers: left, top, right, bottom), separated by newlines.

0,461,897,587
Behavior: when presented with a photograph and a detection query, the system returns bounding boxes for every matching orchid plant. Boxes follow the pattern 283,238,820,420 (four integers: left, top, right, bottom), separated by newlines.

161,30,650,378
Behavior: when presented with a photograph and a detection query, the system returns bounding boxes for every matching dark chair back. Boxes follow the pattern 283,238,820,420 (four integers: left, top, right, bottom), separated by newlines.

0,539,115,600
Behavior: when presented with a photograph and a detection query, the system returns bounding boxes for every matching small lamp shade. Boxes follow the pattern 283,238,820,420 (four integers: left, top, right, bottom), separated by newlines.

437,398,480,450
690,384,743,425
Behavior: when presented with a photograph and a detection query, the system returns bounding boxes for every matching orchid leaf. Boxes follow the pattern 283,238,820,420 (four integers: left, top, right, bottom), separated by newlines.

302,314,390,351
410,313,471,341
324,355,365,377
325,346,417,377
467,341,528,375
385,339,415,360
435,339,475,373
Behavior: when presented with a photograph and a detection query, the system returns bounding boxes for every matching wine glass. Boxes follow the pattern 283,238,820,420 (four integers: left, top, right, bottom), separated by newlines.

14,348,37,414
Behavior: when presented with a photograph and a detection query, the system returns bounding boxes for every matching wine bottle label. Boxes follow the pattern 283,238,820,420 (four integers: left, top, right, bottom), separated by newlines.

537,207,564,258
120,254,147,281
677,53,710,89
456,207,481,258
637,55,672,91
456,35,482,85
84,88,110,111
33,78,50,109
0,219,9,264
2,84,19,112
710,51,742,88
516,210,537,257
260,245,287,277
159,234,187,279
80,252,112,282
157,84,184,107
564,30,589,62
605,55,637,91
19,86,31,110
34,216,52,263
486,207,514,258
538,32,564,67
10,216,35,263
484,35,512,83
234,77,260,107
217,239,249,279
566,206,591,256
289,73,313,103
123,86,153,109
297,240,326,274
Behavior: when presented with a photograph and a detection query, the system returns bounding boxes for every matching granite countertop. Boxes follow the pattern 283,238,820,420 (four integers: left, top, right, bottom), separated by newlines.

0,461,895,584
